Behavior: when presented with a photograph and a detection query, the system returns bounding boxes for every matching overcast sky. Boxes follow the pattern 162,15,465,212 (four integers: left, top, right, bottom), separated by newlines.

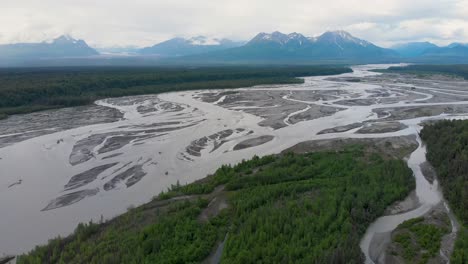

1,0,468,48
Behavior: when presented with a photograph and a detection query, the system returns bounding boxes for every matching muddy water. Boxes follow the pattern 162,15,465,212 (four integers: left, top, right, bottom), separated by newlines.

359,126,441,263
1,64,468,258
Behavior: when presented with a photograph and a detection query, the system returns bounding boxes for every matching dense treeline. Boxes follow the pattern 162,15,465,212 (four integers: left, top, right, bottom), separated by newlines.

221,154,412,263
420,120,468,263
421,121,468,225
385,64,468,79
18,146,413,264
0,66,351,119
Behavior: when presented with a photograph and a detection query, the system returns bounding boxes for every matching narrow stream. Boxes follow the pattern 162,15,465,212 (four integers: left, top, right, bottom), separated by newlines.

359,125,443,263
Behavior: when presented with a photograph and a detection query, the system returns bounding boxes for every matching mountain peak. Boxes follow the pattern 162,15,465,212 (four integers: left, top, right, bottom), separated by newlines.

0,34,98,62
271,31,286,36
318,30,371,48
262,31,287,40
248,31,308,46
447,42,468,48
52,35,80,44
327,30,353,38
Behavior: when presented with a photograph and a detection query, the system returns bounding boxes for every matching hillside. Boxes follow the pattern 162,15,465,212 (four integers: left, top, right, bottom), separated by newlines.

391,42,439,57
138,36,245,57
0,35,98,64
17,144,414,263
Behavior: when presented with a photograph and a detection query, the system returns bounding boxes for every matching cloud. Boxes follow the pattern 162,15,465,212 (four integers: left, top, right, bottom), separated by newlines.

0,0,467,47
344,17,468,47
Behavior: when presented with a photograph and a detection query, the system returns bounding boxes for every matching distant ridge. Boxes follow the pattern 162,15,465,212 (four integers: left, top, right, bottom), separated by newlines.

2,31,468,66
138,36,245,57
414,45,468,63
391,42,439,57
0,35,98,63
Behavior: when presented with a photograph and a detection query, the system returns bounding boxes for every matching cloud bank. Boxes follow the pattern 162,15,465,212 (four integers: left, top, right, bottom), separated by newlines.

1,0,467,47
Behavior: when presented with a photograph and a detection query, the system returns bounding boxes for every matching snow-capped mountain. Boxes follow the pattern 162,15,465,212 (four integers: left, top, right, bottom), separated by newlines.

247,30,373,49
0,35,98,62
307,31,397,60
138,36,245,56
317,30,371,48
248,32,310,47
5,30,468,66
189,30,397,63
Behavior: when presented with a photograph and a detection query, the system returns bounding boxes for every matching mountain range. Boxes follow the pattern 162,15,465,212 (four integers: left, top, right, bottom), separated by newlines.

390,41,468,63
391,42,440,57
182,31,398,63
138,36,245,57
1,31,468,66
0,35,98,63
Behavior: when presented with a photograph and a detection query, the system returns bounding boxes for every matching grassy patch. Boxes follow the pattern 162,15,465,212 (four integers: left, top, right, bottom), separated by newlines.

451,228,468,263
393,217,449,264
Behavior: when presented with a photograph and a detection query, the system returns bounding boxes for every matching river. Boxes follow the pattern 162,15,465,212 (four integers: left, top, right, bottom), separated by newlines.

1,64,468,261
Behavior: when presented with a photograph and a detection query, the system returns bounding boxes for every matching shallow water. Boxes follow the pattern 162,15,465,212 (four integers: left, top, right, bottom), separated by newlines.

1,64,468,257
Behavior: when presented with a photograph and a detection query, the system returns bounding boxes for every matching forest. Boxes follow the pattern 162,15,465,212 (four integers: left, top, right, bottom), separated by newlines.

0,65,351,119
17,145,414,264
390,216,450,263
384,64,468,79
420,120,468,263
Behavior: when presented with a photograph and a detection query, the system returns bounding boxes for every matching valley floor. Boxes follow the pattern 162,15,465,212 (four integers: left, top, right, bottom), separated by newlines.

2,64,468,263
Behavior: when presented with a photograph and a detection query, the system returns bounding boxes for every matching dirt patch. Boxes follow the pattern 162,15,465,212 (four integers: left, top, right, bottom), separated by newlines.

70,124,198,165
384,191,419,216
374,105,468,121
198,195,228,223
198,90,345,129
283,135,418,160
335,98,377,106
183,129,249,158
0,104,123,149
356,122,408,134
65,163,118,191
420,161,437,184
233,135,274,151
7,179,22,188
42,189,99,211
287,105,344,125
317,123,363,134
102,153,123,159
104,163,148,191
